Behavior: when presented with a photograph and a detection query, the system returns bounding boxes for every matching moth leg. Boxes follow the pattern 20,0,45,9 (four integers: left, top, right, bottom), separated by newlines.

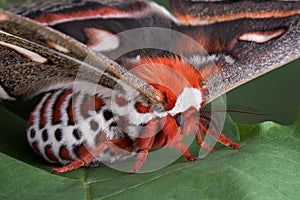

194,129,203,146
169,140,197,161
129,149,149,174
161,115,197,161
180,108,197,137
217,134,240,149
130,119,159,173
107,136,134,156
181,108,214,152
175,109,199,159
198,123,240,149
52,160,85,173
195,129,215,152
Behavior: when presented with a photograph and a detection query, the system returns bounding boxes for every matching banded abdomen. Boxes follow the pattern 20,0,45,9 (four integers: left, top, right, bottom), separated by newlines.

26,88,133,167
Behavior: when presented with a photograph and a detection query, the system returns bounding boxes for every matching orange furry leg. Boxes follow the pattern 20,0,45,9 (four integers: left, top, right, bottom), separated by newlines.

107,136,134,155
181,108,215,152
169,140,197,161
194,129,215,152
130,119,159,173
53,160,85,173
180,107,200,136
218,134,240,149
129,149,149,174
160,115,180,145
198,123,240,149
162,115,197,160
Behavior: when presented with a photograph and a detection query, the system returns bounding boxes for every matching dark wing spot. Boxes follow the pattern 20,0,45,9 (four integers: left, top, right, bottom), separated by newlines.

72,144,81,157
54,129,63,141
103,110,113,121
110,122,117,128
73,129,82,140
42,129,48,142
30,129,36,139
90,120,99,132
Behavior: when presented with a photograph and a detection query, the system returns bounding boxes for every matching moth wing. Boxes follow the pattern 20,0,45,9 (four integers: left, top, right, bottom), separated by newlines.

0,9,160,102
10,0,175,58
170,0,300,102
6,0,300,104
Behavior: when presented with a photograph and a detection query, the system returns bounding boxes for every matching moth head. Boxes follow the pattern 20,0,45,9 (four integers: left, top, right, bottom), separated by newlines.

129,56,206,114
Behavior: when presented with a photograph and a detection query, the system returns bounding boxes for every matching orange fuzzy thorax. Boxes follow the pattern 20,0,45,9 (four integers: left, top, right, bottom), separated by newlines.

129,56,204,110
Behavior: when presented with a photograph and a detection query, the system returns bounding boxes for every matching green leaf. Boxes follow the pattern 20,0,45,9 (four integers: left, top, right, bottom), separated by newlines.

2,103,300,199
0,153,85,199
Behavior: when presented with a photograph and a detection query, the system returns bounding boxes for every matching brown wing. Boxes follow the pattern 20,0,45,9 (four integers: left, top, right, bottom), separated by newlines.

0,9,160,102
170,0,300,102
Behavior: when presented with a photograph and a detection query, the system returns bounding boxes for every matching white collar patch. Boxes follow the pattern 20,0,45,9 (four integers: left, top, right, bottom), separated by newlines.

155,87,203,117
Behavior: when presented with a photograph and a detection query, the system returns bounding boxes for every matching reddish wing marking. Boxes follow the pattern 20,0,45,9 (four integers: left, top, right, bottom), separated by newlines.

33,8,133,25
172,5,300,25
30,1,171,26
